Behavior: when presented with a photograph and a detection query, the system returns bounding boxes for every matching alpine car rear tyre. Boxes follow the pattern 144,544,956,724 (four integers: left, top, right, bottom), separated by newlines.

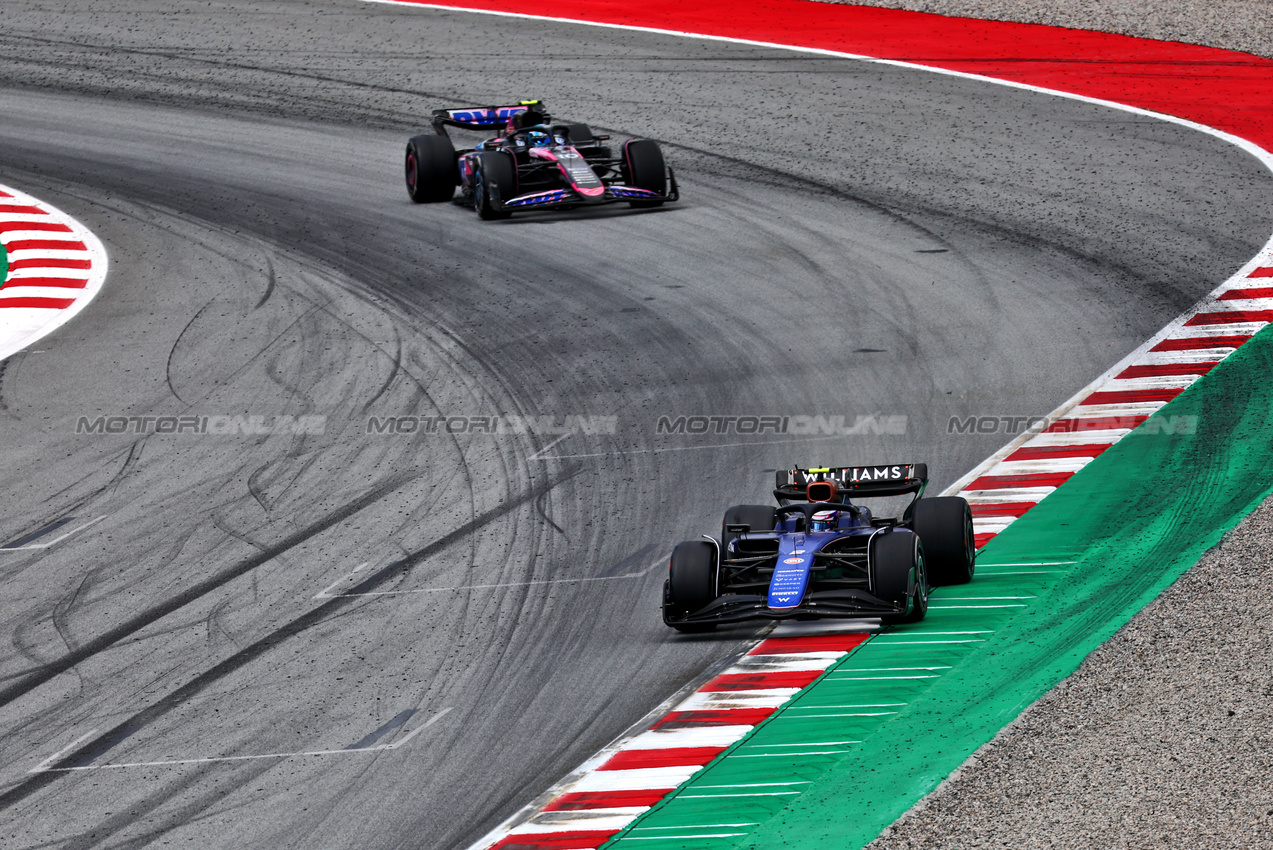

405,134,457,203
472,151,516,220
666,540,718,632
872,530,927,623
623,139,666,208
911,497,976,586
721,504,777,556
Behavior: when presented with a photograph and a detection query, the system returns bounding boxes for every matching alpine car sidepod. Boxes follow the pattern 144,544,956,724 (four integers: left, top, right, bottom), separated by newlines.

404,100,679,219
662,464,976,632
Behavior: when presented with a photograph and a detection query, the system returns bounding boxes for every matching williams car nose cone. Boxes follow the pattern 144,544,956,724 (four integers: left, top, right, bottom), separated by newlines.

769,537,813,609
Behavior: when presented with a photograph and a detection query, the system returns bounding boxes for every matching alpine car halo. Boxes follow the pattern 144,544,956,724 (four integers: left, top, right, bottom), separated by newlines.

662,464,976,632
404,100,679,219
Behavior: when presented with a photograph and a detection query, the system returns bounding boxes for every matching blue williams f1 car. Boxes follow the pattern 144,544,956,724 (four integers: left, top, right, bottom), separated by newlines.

405,100,678,219
662,464,975,632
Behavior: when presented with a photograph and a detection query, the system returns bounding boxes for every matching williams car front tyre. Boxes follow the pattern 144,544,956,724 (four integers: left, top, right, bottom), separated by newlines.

873,529,928,624
894,547,929,624
664,540,718,633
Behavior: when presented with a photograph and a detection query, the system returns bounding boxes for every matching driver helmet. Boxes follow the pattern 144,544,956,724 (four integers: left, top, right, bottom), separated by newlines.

810,509,840,532
526,129,552,147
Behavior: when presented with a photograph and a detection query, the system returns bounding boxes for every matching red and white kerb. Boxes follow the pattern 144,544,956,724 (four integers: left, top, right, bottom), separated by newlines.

0,184,108,361
950,256,1273,546
473,627,871,850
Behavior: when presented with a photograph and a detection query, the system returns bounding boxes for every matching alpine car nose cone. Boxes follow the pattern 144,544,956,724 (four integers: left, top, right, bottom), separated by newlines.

530,146,606,200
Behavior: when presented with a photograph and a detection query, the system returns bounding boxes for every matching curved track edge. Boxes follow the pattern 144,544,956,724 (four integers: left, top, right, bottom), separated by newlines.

359,2,1273,848
0,183,108,362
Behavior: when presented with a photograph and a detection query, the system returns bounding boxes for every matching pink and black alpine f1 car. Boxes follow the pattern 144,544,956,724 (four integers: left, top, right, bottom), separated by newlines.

405,100,679,219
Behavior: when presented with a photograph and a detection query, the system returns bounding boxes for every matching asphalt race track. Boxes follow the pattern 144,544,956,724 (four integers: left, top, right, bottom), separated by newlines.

1,1,1271,847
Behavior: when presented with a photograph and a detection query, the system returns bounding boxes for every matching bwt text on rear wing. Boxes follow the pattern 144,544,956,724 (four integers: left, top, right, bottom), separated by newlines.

432,101,545,132
774,463,929,501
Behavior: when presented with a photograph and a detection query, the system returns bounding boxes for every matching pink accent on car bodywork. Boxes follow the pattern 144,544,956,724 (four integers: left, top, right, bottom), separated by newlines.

530,147,606,197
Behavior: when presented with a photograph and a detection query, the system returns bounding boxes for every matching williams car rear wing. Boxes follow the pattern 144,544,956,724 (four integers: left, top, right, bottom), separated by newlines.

774,464,928,502
432,100,549,133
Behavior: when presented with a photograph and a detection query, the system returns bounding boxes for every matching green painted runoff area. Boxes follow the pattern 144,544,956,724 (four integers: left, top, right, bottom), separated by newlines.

607,325,1273,849
1,240,7,287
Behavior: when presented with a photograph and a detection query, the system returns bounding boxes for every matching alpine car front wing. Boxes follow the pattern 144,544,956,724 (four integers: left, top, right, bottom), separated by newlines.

489,170,680,212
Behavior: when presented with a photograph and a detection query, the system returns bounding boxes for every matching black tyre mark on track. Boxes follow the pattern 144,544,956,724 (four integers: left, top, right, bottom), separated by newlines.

0,355,14,416
649,132,1176,291
246,463,274,515
0,32,464,102
535,488,567,538
0,467,577,809
165,299,216,407
0,475,414,710
61,756,282,850
254,254,276,310
359,323,405,413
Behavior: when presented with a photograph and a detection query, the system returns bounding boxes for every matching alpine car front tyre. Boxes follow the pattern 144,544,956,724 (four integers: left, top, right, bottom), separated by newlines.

665,540,718,632
405,134,457,203
472,151,516,220
911,496,975,586
623,139,666,208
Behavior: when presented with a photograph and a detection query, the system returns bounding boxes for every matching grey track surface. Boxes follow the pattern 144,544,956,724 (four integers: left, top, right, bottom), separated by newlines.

0,1,1271,848
833,0,1273,59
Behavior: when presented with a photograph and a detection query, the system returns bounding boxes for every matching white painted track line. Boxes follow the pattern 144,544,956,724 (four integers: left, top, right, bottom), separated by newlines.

31,708,451,773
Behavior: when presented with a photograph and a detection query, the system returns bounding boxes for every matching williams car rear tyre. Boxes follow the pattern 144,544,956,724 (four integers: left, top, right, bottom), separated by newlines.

472,151,516,220
872,530,928,624
721,505,777,556
623,139,666,208
911,497,975,586
665,540,718,633
405,134,457,203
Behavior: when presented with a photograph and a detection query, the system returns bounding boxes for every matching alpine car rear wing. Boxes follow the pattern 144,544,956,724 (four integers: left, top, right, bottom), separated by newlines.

432,100,549,133
774,463,928,502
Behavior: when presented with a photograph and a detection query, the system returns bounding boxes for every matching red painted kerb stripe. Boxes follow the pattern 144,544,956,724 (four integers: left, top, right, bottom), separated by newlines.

0,297,76,309
598,746,727,770
703,670,823,690
386,0,1273,153
490,830,619,850
544,789,675,811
